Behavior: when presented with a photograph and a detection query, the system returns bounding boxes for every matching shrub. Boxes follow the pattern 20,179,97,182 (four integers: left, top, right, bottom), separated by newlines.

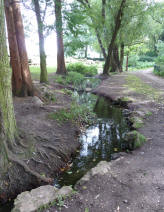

139,55,155,62
128,55,139,67
65,72,85,85
154,63,164,77
67,62,98,77
54,72,85,87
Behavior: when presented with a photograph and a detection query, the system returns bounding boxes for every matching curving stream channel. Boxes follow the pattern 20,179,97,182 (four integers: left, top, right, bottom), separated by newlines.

54,94,130,188
0,92,130,212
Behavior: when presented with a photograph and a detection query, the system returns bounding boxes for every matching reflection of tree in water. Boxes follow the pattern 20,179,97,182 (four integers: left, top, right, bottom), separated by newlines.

56,96,130,187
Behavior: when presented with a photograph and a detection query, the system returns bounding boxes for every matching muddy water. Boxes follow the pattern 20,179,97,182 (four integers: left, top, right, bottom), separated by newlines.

54,95,130,188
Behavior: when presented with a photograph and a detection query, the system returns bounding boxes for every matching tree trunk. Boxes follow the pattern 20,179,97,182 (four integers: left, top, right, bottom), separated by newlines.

33,0,48,83
95,28,107,59
4,0,22,95
119,43,124,72
5,0,35,96
54,0,67,75
84,45,88,58
103,0,126,75
126,53,129,71
0,0,17,170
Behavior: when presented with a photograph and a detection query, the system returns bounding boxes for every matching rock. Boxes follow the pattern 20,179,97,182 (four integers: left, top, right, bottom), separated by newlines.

31,96,43,106
12,185,73,212
111,153,120,160
85,88,92,92
76,161,111,187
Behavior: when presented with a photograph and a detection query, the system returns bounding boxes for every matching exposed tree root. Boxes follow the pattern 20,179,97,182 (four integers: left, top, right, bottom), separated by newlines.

2,136,53,184
8,152,53,183
43,144,69,162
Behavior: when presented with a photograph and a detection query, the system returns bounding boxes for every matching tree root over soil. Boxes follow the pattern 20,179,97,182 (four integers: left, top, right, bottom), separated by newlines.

2,135,53,184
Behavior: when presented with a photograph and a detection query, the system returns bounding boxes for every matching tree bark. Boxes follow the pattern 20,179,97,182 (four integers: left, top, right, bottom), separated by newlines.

33,0,48,83
119,43,124,72
5,0,35,96
85,45,88,58
103,0,126,75
0,0,17,170
4,0,22,95
54,0,67,75
126,53,129,71
95,28,107,59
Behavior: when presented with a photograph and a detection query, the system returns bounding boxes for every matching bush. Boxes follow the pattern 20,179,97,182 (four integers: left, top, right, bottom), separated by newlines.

154,63,164,77
128,55,139,67
139,55,155,62
65,72,85,85
54,72,85,87
67,62,98,77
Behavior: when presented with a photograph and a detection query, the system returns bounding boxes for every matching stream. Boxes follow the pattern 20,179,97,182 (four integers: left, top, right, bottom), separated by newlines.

54,94,130,188
0,89,130,212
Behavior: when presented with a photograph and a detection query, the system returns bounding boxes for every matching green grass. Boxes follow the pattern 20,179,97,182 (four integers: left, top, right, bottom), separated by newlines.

126,75,162,102
30,66,56,80
49,102,95,124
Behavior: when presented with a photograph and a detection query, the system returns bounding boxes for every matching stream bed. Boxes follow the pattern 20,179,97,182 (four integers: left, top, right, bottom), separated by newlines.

54,94,130,188
0,93,130,212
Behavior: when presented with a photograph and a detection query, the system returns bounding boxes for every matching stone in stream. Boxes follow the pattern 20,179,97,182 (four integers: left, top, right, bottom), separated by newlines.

12,185,73,212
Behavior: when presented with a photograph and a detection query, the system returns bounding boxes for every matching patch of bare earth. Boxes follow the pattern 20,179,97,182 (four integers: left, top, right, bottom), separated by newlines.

47,69,164,212
0,82,80,202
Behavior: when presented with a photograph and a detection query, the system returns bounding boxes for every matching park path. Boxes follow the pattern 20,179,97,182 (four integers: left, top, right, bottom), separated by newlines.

48,68,164,212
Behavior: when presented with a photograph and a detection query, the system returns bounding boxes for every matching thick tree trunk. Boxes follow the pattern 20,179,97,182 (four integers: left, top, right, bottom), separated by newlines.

0,0,17,170
103,0,126,75
4,0,22,95
33,0,48,83
5,0,35,96
55,0,67,75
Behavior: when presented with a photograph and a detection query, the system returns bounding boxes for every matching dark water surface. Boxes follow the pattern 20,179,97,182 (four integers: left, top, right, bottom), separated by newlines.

54,95,130,188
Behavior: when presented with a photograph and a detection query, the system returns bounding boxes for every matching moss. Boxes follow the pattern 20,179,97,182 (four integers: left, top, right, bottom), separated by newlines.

145,111,153,117
125,130,146,149
130,116,144,129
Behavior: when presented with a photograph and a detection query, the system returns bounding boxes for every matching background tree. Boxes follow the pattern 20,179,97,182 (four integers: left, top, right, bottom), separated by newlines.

33,0,48,83
54,0,67,75
4,0,35,96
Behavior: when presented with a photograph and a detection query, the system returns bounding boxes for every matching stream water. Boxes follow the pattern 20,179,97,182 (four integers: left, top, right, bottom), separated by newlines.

0,91,130,211
54,94,130,188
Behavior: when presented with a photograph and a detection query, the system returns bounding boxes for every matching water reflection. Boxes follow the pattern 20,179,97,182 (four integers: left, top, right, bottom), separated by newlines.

55,96,130,187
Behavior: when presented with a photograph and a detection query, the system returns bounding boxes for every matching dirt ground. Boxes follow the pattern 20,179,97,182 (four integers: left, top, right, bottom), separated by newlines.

0,81,80,202
46,68,164,212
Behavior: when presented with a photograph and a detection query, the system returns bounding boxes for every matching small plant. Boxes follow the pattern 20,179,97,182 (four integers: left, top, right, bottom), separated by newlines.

56,195,65,207
145,111,152,117
49,101,95,124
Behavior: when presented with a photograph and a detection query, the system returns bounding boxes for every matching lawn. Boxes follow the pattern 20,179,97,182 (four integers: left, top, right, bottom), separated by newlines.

30,66,56,80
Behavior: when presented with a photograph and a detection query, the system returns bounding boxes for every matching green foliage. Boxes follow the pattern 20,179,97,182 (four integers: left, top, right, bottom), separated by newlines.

139,55,155,62
49,101,95,124
67,63,98,77
55,72,85,87
154,64,164,77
